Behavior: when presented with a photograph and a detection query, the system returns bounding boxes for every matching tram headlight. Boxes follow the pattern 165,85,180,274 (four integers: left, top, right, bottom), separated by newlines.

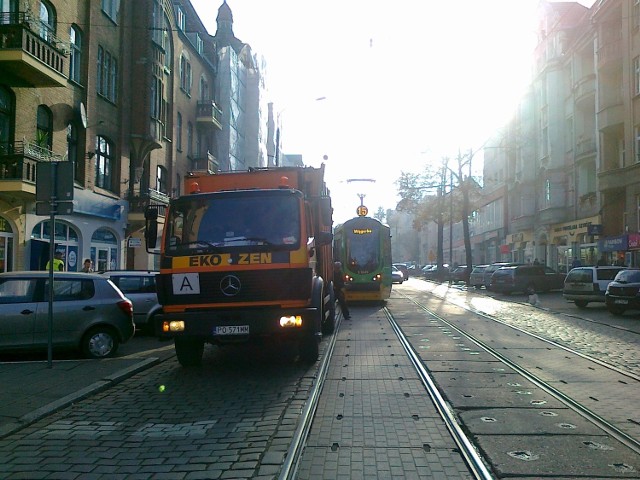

372,274,382,282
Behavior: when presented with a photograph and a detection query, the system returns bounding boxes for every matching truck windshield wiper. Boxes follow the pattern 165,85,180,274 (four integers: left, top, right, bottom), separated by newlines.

224,237,274,246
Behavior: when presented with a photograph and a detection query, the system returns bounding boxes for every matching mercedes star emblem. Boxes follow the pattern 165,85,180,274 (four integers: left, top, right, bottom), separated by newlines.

220,275,241,296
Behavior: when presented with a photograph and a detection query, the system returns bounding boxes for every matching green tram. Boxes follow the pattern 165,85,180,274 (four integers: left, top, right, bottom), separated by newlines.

333,216,392,302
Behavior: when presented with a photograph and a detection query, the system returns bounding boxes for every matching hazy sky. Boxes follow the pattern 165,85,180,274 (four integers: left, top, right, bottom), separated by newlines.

191,0,595,223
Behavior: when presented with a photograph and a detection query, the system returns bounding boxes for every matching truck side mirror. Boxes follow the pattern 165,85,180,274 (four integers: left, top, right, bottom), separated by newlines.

315,231,333,246
145,206,158,251
320,197,333,226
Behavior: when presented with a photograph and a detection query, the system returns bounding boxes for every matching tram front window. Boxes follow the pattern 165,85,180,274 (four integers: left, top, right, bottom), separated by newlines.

346,229,380,274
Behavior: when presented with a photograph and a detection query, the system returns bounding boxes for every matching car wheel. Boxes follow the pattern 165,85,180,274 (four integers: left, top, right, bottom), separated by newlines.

175,337,205,367
81,326,119,359
607,305,626,316
574,300,588,308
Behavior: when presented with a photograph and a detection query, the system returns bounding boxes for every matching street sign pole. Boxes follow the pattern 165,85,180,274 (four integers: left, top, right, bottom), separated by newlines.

47,162,57,369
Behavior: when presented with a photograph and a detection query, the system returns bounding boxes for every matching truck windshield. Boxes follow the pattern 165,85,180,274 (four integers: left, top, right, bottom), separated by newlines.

164,192,301,254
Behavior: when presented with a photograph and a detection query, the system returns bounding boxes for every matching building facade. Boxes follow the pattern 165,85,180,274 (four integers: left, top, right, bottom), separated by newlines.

0,0,268,273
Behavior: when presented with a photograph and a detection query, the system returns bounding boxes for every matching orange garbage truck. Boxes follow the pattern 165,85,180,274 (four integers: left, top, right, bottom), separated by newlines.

144,165,335,366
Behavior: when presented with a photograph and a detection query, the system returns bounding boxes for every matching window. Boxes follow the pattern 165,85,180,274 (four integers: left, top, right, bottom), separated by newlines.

200,76,209,101
177,6,186,31
196,33,204,54
635,0,640,30
157,165,167,194
180,54,192,95
36,105,52,150
0,86,14,151
176,113,182,151
39,0,55,43
69,25,82,83
636,127,640,163
97,46,117,102
101,0,119,22
95,136,113,190
187,122,193,157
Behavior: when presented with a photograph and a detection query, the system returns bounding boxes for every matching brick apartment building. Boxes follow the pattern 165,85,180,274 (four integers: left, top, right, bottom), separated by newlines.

0,0,266,272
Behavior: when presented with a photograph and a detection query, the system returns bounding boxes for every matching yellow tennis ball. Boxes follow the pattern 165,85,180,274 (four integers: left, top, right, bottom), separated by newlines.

158,385,165,392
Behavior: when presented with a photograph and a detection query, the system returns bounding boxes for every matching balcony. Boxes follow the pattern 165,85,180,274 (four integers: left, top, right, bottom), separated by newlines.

0,13,67,87
191,151,218,174
196,100,223,129
575,138,596,158
0,140,63,198
128,188,169,226
573,74,595,109
597,103,623,131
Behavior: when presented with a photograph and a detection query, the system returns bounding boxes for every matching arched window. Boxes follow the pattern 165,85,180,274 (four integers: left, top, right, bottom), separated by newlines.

95,135,114,190
36,105,52,150
91,227,119,271
69,25,82,83
39,0,56,43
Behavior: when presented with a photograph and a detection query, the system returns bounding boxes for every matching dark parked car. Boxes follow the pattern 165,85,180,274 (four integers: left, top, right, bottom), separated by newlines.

482,262,519,290
449,265,471,284
489,264,559,294
0,271,135,358
605,268,640,315
469,265,488,288
563,266,626,308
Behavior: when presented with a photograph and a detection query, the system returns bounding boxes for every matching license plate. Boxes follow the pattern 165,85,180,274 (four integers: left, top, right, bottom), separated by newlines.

614,299,628,305
214,325,249,335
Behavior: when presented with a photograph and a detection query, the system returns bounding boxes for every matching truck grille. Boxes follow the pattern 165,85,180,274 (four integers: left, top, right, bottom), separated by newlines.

157,268,313,305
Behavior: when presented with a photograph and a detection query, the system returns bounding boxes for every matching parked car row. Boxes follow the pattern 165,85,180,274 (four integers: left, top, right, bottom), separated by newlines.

419,261,640,316
0,270,160,359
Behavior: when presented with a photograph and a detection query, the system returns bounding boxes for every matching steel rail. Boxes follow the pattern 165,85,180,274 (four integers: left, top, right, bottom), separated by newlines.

383,306,495,480
406,294,640,456
278,314,343,480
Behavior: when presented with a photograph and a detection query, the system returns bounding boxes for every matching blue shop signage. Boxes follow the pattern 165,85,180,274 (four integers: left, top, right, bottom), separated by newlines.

599,234,628,252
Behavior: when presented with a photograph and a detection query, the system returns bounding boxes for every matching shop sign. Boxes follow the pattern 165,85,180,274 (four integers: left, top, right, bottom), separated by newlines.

599,234,628,252
628,233,640,250
499,244,511,254
587,224,603,236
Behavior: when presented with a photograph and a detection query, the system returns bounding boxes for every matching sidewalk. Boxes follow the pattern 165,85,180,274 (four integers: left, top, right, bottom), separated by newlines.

0,356,162,439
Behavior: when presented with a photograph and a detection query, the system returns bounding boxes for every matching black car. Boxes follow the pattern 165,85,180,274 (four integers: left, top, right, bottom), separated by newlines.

604,268,640,315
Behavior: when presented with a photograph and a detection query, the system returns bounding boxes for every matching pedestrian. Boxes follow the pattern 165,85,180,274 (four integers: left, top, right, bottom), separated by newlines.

333,261,351,320
533,258,540,265
81,258,94,273
46,250,65,271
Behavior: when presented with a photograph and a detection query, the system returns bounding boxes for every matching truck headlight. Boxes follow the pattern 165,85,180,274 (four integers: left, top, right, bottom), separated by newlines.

162,320,185,332
279,315,302,328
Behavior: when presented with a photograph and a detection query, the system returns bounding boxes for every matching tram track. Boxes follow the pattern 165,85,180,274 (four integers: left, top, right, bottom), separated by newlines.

390,289,640,477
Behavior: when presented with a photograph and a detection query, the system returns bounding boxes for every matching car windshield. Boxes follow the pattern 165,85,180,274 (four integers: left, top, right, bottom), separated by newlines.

613,270,640,283
164,191,301,255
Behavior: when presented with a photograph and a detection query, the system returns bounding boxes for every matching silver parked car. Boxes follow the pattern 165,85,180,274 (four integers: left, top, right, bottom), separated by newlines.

0,271,135,358
101,271,160,333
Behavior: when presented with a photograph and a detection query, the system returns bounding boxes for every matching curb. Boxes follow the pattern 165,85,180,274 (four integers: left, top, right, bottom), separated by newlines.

0,357,161,439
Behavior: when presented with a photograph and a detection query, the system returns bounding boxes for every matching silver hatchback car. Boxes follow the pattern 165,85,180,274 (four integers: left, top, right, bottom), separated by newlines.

0,271,135,358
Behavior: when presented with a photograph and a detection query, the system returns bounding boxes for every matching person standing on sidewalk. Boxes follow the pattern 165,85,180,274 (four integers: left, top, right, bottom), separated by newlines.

333,261,351,319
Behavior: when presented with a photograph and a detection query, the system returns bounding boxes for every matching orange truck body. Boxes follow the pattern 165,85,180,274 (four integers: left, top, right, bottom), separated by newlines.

150,165,335,366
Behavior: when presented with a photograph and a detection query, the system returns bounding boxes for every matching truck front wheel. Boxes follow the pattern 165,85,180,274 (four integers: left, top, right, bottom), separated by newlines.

175,337,204,367
299,335,319,363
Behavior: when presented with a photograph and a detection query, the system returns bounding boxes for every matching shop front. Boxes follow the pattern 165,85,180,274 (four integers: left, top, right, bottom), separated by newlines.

551,216,601,269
